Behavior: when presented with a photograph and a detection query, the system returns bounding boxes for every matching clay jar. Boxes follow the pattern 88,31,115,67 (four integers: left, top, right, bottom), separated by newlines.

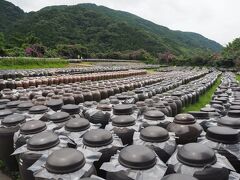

63,93,75,105
139,126,176,163
82,90,93,102
167,113,203,144
0,114,26,171
205,126,240,172
218,110,240,129
91,88,101,102
73,91,84,104
111,115,136,145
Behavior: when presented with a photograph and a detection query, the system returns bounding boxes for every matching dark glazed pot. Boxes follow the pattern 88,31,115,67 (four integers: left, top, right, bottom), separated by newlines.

167,113,203,144
111,115,136,145
106,145,157,180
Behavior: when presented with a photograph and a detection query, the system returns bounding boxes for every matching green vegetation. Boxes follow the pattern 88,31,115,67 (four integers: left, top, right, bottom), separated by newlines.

183,76,221,112
236,74,240,82
0,0,222,62
0,57,68,69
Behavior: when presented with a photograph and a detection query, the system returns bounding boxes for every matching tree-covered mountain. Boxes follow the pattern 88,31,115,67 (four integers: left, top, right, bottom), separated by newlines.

0,0,222,57
0,0,24,32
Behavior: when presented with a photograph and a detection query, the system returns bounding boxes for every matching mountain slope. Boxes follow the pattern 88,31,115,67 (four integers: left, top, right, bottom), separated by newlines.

0,0,24,32
1,1,222,56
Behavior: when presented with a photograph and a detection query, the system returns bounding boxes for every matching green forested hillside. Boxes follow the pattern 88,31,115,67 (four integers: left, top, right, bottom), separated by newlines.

0,0,222,58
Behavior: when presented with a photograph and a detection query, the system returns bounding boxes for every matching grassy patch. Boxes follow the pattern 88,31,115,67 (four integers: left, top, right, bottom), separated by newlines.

146,68,157,74
183,76,221,112
236,74,240,82
0,57,68,69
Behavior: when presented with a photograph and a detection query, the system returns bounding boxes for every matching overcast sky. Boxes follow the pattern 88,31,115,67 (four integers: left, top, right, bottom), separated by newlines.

8,0,240,46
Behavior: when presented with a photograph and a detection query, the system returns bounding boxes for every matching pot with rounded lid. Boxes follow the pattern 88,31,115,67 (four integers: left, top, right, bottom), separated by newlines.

61,104,80,115
171,96,183,114
113,104,134,115
30,148,98,180
18,131,62,180
91,88,101,102
15,120,48,149
82,90,93,102
142,110,170,129
134,126,176,163
63,93,75,105
104,145,166,180
203,126,240,172
48,112,70,129
167,113,203,144
167,143,232,180
110,115,136,145
17,102,34,114
218,110,240,129
46,99,63,111
165,98,178,117
82,129,121,178
73,91,84,104
0,113,26,170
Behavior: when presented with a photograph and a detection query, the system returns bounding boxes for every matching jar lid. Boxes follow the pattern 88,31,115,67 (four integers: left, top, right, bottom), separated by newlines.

0,109,13,118
0,99,10,105
118,145,156,170
113,104,133,115
144,110,165,121
0,105,6,110
61,104,80,115
117,95,131,100
231,101,240,106
112,115,136,127
83,129,113,147
27,131,60,151
162,174,198,180
29,105,48,114
140,126,169,142
188,111,209,119
6,101,20,108
218,116,240,129
97,104,112,111
20,120,47,135
228,110,240,118
46,100,63,111
211,104,224,111
110,99,119,104
173,113,196,124
177,143,217,167
46,148,85,174
214,97,228,104
48,112,70,123
17,102,34,111
206,126,239,144
210,100,223,105
229,105,240,110
65,118,90,132
2,114,26,127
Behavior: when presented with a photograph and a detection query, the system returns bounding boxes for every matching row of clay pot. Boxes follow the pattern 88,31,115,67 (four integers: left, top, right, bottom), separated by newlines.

0,70,147,90
0,66,131,79
0,68,212,179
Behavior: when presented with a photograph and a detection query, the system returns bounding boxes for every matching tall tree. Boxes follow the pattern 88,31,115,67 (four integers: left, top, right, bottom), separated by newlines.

0,32,5,56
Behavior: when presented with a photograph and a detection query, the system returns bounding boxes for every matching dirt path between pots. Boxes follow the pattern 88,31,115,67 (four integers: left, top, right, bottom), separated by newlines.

0,171,11,180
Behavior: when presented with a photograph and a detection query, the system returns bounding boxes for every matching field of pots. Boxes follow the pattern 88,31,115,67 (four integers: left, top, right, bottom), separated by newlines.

0,66,239,180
